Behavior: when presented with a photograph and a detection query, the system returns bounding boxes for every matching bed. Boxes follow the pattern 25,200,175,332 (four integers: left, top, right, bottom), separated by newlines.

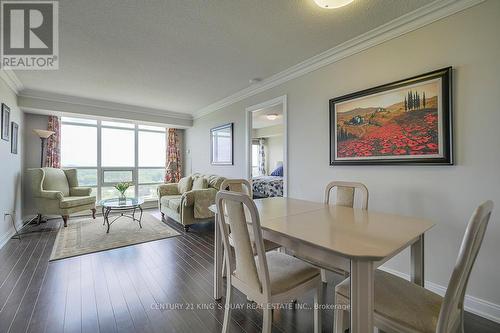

252,176,283,198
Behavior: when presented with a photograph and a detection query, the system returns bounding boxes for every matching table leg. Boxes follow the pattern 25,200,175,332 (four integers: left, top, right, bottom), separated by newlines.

102,206,105,225
350,260,374,333
214,212,223,300
411,234,425,287
105,208,111,233
138,206,143,229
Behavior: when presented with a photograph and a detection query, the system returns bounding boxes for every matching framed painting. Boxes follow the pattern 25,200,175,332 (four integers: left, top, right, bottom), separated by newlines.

1,103,10,141
330,67,453,165
11,122,18,154
210,123,234,165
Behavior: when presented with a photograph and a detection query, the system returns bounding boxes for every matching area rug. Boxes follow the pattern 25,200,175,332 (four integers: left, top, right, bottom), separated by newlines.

50,213,180,261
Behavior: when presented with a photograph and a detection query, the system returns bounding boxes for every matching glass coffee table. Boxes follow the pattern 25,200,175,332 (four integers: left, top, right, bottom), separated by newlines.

100,197,144,233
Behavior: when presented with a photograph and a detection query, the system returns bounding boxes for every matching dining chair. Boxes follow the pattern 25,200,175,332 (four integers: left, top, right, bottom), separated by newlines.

298,181,369,283
216,191,323,333
333,200,494,333
219,179,281,277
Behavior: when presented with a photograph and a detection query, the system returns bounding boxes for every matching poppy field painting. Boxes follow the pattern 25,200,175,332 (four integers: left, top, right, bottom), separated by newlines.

330,67,453,165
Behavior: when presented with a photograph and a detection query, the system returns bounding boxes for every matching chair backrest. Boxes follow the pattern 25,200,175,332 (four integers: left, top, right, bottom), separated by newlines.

220,179,252,197
324,181,369,210
437,201,494,333
30,167,71,197
216,191,270,297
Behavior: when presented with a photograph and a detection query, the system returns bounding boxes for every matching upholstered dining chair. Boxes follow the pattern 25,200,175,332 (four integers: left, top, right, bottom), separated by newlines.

219,179,281,277
216,191,323,333
333,200,494,333
29,168,97,227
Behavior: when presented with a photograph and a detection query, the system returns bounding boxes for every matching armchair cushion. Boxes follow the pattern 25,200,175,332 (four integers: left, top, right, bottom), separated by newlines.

178,176,193,194
40,190,64,200
161,195,182,213
60,196,96,209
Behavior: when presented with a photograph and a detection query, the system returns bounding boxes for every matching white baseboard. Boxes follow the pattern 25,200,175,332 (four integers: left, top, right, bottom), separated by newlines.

0,219,23,250
380,266,500,324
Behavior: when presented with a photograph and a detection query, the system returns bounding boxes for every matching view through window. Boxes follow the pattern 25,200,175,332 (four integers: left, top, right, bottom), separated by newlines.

61,117,166,202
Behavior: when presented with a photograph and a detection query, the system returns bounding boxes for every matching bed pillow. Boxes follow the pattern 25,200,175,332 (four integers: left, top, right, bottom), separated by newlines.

270,165,283,177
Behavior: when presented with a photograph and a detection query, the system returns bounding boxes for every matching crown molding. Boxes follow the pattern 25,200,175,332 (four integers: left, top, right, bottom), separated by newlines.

194,0,485,119
18,89,193,121
0,69,24,94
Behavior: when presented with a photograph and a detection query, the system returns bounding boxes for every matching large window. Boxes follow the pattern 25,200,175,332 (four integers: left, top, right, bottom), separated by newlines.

61,117,166,202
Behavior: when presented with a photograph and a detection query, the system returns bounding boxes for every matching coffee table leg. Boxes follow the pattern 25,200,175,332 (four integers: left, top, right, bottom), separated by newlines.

138,205,143,228
102,206,105,225
105,207,111,233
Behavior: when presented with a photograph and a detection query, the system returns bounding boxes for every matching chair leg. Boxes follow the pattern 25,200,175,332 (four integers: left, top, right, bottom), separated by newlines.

314,282,323,333
334,293,350,333
321,269,327,283
91,208,96,219
262,306,273,333
62,215,69,227
222,254,226,278
184,225,190,232
222,281,232,333
37,214,42,225
161,212,165,220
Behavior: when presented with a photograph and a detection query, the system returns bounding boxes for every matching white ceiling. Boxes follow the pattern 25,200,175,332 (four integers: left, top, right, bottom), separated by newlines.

14,0,435,115
252,104,283,129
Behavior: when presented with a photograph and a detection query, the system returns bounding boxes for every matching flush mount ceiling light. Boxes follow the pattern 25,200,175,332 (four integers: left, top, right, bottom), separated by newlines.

266,114,278,120
313,0,354,9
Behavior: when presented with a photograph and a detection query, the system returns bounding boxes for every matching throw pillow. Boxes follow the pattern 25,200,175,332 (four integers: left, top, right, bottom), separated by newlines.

192,177,208,190
177,176,193,194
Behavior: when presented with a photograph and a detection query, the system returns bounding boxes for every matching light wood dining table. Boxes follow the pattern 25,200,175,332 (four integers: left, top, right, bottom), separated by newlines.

210,197,435,333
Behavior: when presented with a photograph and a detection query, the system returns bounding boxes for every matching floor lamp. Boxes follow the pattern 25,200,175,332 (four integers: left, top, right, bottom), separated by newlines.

30,129,55,224
33,129,55,167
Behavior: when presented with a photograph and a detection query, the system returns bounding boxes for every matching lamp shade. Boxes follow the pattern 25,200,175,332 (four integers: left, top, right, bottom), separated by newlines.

33,129,55,139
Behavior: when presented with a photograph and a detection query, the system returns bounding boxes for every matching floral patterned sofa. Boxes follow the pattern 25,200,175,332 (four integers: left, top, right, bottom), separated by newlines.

157,173,226,231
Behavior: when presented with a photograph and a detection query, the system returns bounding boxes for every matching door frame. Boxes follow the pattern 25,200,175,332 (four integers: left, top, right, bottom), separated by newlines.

245,95,288,197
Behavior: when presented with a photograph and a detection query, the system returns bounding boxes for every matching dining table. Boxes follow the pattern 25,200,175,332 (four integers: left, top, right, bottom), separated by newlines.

210,197,435,333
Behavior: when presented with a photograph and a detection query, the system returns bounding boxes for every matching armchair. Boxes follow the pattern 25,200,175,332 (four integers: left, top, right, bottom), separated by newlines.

29,168,97,227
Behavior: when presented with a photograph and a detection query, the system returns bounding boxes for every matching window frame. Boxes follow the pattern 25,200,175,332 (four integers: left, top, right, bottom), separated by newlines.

61,117,166,203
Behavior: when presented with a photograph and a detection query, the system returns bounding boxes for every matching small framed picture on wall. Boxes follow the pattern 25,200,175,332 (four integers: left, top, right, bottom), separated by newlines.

1,103,10,141
210,123,234,165
11,122,18,154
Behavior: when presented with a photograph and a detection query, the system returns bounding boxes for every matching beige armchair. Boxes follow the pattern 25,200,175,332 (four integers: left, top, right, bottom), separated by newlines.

29,168,97,227
157,173,226,231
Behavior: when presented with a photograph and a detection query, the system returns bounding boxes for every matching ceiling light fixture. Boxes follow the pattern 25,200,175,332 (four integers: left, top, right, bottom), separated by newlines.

313,0,354,9
266,114,278,121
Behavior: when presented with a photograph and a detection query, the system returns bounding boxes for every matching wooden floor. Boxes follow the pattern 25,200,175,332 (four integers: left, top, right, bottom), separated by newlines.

0,212,499,333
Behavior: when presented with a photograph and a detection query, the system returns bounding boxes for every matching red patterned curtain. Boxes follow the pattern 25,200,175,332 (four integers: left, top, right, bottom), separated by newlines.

165,128,182,183
44,116,61,168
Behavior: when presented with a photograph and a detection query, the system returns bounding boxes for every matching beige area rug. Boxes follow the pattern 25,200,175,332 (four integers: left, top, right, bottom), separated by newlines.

50,213,180,261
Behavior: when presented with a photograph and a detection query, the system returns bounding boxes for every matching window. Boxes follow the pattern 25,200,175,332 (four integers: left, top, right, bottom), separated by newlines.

252,143,260,177
61,117,166,202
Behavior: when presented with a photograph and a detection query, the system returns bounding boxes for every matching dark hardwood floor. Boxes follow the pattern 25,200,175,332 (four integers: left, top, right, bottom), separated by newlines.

0,211,498,333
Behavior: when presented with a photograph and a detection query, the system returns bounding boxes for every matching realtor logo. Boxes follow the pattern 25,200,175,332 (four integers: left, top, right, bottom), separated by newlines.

1,1,59,69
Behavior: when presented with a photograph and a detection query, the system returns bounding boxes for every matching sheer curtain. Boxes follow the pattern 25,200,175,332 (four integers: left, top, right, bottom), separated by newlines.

165,128,182,182
258,138,266,176
44,115,61,168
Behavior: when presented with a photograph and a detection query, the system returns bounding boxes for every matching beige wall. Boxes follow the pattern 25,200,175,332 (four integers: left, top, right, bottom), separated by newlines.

186,0,500,313
0,81,23,248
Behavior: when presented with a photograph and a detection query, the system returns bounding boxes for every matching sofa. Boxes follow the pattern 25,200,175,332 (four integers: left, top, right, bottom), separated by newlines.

157,173,226,231
29,168,97,227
